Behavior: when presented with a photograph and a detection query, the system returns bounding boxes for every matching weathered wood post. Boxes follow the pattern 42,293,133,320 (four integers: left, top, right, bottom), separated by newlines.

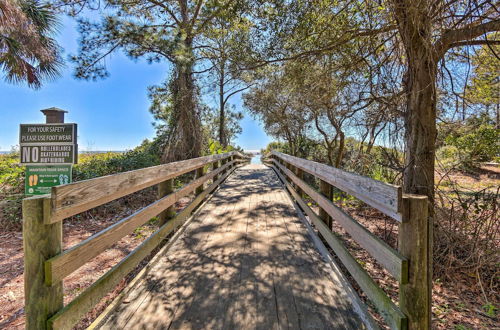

212,160,220,180
158,179,175,226
319,180,333,228
221,157,228,176
287,163,296,189
23,196,63,329
295,167,304,198
399,195,431,329
195,166,206,195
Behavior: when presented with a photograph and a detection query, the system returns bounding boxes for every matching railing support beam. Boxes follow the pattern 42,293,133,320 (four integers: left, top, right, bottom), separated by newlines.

213,160,220,180
195,166,206,195
319,179,333,229
23,196,63,329
158,179,175,226
399,195,431,330
295,167,304,198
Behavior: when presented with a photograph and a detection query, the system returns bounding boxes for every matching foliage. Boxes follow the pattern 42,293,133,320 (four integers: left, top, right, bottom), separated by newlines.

0,152,24,196
438,114,499,169
0,152,24,230
482,303,497,318
65,0,245,162
206,139,235,155
203,104,243,147
73,139,160,180
0,0,62,88
466,43,500,110
199,15,254,147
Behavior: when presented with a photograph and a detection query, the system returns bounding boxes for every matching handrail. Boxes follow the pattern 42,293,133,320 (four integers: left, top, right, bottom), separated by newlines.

267,152,431,330
23,152,250,330
45,159,237,285
272,159,408,282
47,152,239,223
272,166,407,329
271,151,402,221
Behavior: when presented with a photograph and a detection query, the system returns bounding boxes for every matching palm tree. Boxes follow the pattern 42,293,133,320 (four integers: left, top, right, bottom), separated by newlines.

0,0,62,88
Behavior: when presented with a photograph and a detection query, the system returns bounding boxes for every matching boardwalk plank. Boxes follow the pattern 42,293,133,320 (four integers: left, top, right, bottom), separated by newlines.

98,165,364,330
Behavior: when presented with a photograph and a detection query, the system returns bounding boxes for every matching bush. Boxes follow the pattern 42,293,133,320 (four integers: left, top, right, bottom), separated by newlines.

0,153,25,230
434,183,499,298
0,153,24,197
436,145,461,168
439,114,499,169
73,140,160,180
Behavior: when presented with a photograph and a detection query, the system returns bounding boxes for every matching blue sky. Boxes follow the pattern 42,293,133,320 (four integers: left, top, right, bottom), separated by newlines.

0,16,271,152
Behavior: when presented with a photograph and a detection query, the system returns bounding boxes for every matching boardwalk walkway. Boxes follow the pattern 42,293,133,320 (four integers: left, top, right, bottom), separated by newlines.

97,164,364,329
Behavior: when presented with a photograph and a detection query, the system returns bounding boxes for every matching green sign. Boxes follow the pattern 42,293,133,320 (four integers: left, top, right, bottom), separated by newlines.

19,123,76,144
20,144,77,164
25,165,72,195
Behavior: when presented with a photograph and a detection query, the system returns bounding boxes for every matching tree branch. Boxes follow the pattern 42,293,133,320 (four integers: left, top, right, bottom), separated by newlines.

223,83,255,105
146,0,181,27
435,19,500,58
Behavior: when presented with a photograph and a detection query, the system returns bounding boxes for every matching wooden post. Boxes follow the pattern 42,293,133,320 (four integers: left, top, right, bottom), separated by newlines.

287,163,296,189
221,157,227,176
319,179,333,229
195,166,205,195
212,160,220,180
157,179,175,226
295,167,304,198
399,195,431,330
23,196,63,329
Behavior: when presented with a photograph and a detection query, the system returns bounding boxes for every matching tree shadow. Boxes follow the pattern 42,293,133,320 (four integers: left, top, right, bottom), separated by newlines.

99,166,364,329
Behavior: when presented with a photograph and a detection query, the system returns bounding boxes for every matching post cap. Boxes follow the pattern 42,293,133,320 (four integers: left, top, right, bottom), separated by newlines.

40,107,68,123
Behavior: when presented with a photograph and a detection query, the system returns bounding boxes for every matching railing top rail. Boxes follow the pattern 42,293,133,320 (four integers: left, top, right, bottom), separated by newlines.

47,151,238,223
271,151,402,221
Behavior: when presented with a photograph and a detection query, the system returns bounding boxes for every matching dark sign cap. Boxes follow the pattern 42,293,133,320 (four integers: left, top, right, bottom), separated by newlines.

40,107,68,123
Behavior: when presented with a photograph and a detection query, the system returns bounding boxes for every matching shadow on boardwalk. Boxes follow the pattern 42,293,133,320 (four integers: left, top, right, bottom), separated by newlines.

99,165,364,330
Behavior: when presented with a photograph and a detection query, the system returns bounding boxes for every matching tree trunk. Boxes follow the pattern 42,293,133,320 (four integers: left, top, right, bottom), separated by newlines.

403,60,437,200
392,0,437,201
162,38,202,163
219,63,227,147
327,144,334,166
392,4,435,328
335,131,345,168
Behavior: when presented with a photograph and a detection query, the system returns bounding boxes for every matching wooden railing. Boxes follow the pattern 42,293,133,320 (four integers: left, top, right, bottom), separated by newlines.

267,151,431,330
23,151,250,330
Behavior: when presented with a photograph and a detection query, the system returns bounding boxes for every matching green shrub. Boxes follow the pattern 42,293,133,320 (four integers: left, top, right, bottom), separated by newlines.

440,114,499,169
436,145,461,168
0,153,24,196
73,139,160,180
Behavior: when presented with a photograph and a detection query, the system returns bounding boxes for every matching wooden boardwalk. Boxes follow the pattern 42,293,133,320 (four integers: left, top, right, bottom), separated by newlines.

97,164,364,329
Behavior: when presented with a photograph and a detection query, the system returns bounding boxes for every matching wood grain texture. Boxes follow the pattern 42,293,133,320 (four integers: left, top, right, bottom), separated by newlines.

157,178,175,226
23,196,63,330
272,159,408,283
46,165,237,330
272,151,402,221
399,195,431,330
97,165,364,329
48,152,237,223
271,166,407,329
319,179,333,228
195,166,205,195
45,160,236,285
